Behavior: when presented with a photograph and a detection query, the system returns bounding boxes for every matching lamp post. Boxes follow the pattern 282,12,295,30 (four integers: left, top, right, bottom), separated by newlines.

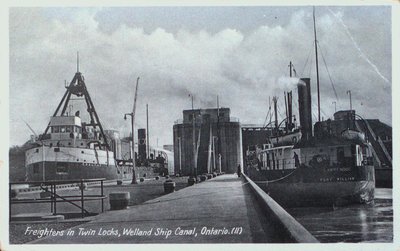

124,113,137,184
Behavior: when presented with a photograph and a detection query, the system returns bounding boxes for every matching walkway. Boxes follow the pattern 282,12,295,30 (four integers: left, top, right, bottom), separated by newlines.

31,174,280,243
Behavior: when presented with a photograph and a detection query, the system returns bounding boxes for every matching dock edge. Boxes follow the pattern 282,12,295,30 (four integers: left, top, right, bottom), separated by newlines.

242,173,319,243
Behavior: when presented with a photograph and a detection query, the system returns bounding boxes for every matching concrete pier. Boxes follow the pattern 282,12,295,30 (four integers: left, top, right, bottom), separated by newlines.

30,174,316,244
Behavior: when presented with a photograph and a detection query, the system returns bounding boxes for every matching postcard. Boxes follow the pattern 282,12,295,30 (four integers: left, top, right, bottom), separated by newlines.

1,1,398,251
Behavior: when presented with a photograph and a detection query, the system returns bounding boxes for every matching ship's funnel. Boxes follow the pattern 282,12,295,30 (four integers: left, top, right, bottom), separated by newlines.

138,128,147,164
297,78,312,140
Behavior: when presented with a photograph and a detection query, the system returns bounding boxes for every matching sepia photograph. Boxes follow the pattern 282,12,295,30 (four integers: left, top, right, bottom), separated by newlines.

2,2,397,250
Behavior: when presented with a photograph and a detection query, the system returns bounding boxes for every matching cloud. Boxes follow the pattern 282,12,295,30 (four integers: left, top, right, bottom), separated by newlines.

9,7,391,147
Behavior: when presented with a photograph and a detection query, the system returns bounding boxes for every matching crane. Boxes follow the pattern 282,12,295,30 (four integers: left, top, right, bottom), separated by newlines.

125,77,140,184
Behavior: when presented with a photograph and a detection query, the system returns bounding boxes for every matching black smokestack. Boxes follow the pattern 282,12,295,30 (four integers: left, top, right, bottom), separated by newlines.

287,91,293,130
138,128,147,164
297,78,312,140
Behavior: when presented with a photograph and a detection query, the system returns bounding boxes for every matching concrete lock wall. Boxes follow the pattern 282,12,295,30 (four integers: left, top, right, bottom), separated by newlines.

173,121,242,175
219,122,242,174
242,173,319,243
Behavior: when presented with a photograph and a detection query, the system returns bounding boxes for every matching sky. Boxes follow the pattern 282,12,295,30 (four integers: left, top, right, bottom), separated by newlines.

9,6,392,147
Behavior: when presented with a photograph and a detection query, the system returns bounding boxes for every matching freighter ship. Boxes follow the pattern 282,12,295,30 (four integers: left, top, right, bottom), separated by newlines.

244,9,375,207
25,62,121,181
245,78,375,207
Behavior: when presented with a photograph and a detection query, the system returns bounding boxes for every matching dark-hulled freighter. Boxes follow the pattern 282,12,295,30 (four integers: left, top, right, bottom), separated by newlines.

245,78,375,207
244,8,375,207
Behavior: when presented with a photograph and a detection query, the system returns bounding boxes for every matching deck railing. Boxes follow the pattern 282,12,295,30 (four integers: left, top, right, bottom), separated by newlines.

9,178,106,221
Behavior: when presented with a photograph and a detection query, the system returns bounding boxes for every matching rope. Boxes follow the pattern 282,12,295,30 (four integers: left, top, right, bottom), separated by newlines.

263,106,271,127
254,169,297,184
318,42,339,100
301,42,314,76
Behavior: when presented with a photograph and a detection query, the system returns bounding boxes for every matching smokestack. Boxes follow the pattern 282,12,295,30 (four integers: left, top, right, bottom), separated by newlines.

273,96,278,130
138,128,147,164
297,78,312,140
287,91,293,130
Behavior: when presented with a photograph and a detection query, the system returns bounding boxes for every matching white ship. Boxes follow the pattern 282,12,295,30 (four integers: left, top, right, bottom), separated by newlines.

26,59,120,181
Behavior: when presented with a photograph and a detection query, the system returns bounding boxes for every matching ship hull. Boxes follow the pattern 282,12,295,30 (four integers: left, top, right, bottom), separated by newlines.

255,180,374,207
25,146,120,181
247,165,375,207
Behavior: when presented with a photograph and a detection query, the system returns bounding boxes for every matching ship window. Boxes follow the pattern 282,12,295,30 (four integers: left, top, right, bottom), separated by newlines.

81,143,84,146
33,163,39,174
35,149,39,153
53,126,60,133
68,142,71,146
56,165,68,174
60,126,66,133
66,126,72,133
54,148,60,152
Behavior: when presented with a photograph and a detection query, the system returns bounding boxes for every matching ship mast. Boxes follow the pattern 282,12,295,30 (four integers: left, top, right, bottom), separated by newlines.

40,53,110,150
313,7,321,122
287,61,294,131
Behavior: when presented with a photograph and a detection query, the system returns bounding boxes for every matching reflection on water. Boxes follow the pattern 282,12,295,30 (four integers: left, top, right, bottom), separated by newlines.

287,188,393,243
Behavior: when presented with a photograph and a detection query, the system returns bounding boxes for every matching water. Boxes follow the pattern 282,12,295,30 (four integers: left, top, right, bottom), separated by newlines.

287,188,393,243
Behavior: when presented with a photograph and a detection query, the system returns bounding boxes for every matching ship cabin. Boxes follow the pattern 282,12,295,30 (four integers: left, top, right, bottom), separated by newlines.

40,115,104,149
257,140,373,171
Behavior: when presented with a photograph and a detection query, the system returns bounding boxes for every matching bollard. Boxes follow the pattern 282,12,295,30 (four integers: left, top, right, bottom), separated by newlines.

117,180,123,185
155,176,160,180
188,177,196,186
10,189,18,198
164,180,176,194
79,182,88,190
109,192,130,210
